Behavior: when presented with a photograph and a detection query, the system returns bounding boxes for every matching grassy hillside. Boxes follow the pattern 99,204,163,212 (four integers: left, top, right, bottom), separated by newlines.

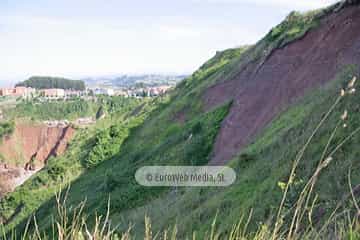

0,96,150,229
0,45,244,235
3,96,140,121
111,65,360,238
0,97,143,168
2,63,359,239
1,2,360,239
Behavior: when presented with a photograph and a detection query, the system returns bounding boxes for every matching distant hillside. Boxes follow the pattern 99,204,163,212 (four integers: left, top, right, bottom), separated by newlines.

83,74,187,88
16,76,85,90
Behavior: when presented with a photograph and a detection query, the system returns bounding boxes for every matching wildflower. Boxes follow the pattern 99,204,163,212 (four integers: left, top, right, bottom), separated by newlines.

340,89,345,97
341,110,348,121
343,123,347,128
349,88,356,94
348,76,357,89
277,181,286,191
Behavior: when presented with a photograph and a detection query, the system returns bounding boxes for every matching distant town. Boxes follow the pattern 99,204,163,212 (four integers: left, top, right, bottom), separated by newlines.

0,74,187,100
0,85,174,99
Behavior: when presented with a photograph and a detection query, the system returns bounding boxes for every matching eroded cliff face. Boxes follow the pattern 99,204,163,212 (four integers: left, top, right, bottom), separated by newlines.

0,123,75,197
205,4,360,164
0,123,75,167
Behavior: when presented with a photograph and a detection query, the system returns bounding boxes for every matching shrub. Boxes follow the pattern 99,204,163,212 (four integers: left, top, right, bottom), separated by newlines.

0,121,14,139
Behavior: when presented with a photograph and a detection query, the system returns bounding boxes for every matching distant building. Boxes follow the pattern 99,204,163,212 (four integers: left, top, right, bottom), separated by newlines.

14,87,36,97
13,87,27,96
131,88,147,97
114,89,128,97
64,90,86,98
94,88,115,96
41,89,65,99
147,85,173,97
0,88,13,96
0,87,35,98
74,117,96,126
157,85,172,93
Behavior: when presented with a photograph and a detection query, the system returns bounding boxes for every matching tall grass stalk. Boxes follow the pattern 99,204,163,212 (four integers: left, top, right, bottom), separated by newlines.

271,93,343,240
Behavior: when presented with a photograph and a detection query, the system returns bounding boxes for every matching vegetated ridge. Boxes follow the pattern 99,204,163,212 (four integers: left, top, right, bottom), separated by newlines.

16,76,85,91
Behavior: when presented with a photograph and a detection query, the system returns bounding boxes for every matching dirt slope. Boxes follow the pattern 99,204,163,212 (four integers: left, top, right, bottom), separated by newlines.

205,4,360,164
0,123,75,168
0,123,75,197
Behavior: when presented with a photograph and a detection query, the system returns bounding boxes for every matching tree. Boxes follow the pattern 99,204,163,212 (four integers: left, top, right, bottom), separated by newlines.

16,76,86,90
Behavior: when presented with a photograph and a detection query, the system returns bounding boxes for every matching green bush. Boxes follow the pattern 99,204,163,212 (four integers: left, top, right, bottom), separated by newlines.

85,125,132,168
4,97,141,121
0,121,14,139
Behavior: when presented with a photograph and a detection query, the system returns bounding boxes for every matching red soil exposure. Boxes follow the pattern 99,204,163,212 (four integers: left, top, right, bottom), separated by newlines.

0,123,75,169
0,123,74,197
205,4,360,165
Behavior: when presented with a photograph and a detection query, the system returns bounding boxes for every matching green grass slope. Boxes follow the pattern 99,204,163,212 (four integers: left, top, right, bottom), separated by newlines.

1,2,360,238
110,65,360,238
3,96,140,122
0,45,245,235
0,96,145,225
3,62,359,239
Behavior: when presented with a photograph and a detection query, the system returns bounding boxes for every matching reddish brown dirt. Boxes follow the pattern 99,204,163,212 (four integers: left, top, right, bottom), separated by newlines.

0,123,75,196
53,126,75,156
0,123,74,168
205,5,360,165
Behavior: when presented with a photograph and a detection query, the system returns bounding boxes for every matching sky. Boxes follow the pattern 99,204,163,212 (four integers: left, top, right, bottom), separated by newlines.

0,0,338,86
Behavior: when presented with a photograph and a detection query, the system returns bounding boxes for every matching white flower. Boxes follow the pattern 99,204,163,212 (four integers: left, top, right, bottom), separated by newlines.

349,88,356,94
348,77,357,89
341,89,345,97
341,110,348,121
